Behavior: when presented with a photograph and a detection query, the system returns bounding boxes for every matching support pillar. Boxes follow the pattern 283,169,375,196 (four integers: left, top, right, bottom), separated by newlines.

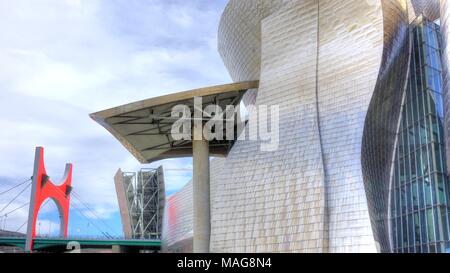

192,122,211,253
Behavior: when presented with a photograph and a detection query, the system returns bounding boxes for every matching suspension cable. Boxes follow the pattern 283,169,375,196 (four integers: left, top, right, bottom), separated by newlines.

0,179,31,196
50,185,115,238
14,199,50,233
0,202,30,218
15,220,27,233
8,182,120,238
71,190,119,236
0,183,31,215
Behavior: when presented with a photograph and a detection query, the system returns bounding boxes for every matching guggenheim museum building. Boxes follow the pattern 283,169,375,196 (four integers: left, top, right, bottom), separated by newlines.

91,0,450,253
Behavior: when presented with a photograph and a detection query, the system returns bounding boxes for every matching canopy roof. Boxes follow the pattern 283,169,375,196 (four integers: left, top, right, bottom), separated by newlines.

90,81,259,163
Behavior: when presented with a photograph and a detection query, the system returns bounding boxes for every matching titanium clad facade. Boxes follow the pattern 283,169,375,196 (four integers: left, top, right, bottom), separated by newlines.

443,0,450,175
162,181,194,252
213,0,328,252
210,0,412,253
317,1,385,253
361,1,411,253
162,158,225,252
157,0,450,253
408,0,441,21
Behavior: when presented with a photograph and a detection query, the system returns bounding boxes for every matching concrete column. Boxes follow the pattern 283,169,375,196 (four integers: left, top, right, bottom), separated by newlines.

192,122,211,253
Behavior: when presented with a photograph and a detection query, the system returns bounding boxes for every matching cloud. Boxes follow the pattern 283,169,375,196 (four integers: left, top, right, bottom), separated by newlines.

0,0,230,236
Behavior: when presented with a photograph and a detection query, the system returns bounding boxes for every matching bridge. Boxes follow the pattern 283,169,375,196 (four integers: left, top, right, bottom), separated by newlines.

0,147,162,253
0,237,160,252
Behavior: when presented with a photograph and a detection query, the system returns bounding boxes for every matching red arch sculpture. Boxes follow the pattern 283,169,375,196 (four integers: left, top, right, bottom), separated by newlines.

25,147,73,252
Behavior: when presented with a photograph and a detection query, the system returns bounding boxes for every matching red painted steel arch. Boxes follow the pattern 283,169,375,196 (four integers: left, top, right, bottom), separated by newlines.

25,147,73,251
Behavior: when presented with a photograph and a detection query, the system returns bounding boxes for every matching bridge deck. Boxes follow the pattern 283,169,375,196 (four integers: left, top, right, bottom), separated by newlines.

0,237,161,251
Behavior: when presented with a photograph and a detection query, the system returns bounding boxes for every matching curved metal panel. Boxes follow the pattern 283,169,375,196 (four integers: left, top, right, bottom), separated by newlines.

361,0,411,253
408,0,441,21
211,0,400,253
442,0,450,174
162,181,194,252
162,159,225,252
213,0,328,253
317,0,384,253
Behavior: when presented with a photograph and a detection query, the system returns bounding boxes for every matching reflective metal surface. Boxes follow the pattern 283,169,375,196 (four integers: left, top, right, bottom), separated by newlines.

442,0,450,175
361,0,411,253
408,0,441,21
162,158,225,252
211,0,409,253
162,0,449,253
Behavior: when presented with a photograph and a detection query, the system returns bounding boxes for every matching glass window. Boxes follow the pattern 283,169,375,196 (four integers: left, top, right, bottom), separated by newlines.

408,214,414,246
427,208,435,242
410,153,417,180
434,208,443,242
407,183,413,212
414,212,421,244
418,92,425,118
425,176,433,207
403,215,409,246
418,121,427,146
436,174,447,205
431,175,438,206
433,143,444,173
418,178,425,209
421,210,428,244
412,181,419,211
401,186,407,214
400,160,406,185
397,217,403,249
416,151,423,178
429,115,441,143
421,145,430,175
390,19,450,253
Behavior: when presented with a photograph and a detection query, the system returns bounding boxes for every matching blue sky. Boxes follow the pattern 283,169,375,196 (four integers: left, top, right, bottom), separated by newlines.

0,0,230,237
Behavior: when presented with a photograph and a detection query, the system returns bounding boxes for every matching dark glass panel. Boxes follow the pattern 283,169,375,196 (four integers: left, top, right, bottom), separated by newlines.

424,176,433,207
427,208,435,242
420,209,428,244
414,212,421,244
412,181,419,211
408,214,414,246
418,178,425,209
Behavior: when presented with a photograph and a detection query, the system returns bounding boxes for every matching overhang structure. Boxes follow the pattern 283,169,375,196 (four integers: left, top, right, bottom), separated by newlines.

91,81,258,253
90,81,258,164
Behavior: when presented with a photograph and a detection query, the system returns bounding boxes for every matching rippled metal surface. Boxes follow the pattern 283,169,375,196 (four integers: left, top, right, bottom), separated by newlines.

210,0,410,253
442,0,450,174
361,0,411,253
162,0,436,253
408,0,441,21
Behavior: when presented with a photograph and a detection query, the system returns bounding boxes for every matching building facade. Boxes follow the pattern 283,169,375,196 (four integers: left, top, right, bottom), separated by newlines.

160,0,450,253
391,16,450,253
98,0,450,253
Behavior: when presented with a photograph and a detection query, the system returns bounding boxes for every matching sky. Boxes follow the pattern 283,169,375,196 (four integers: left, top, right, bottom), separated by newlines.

0,0,230,237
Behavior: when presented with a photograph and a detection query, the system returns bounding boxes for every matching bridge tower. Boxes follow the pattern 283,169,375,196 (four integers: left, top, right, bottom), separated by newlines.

25,147,73,252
